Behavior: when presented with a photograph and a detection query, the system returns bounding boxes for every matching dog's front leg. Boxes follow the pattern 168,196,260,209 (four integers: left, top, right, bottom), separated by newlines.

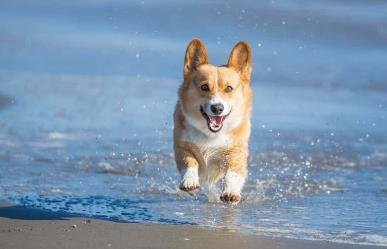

175,148,200,192
219,148,248,203
220,170,246,203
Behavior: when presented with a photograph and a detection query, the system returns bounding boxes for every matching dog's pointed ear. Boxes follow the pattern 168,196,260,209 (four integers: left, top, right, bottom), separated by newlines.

183,38,208,77
227,41,251,83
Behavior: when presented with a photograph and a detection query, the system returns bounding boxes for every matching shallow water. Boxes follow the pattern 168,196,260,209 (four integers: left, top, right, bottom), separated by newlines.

1,0,387,247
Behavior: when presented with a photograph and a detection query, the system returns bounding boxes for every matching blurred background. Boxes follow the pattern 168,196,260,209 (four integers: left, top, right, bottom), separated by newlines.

1,0,387,88
0,0,387,246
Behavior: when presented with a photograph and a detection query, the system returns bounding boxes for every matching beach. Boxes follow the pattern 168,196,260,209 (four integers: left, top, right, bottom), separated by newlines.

1,201,385,249
1,0,387,248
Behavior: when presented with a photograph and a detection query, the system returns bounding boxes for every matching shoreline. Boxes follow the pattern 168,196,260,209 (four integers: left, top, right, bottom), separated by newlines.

0,200,385,249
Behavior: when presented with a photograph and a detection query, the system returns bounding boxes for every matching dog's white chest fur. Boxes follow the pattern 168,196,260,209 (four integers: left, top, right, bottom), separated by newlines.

182,125,231,149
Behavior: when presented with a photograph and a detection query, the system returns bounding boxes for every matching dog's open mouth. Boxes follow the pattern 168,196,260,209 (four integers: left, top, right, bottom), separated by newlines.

200,106,230,133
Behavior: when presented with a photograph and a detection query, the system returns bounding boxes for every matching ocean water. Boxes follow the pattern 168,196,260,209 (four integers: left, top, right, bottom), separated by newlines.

1,0,387,247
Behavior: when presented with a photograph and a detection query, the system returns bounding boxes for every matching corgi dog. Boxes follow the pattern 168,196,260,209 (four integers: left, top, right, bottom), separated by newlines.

173,38,252,203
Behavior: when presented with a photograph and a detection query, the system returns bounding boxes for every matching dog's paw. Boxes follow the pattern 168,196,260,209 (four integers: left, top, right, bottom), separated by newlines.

220,192,241,203
179,178,200,192
220,171,244,204
179,167,200,192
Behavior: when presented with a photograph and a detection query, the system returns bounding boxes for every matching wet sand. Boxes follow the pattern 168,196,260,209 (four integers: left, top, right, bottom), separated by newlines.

0,201,384,249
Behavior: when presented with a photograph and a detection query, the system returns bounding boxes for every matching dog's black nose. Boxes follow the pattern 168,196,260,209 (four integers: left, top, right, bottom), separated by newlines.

210,103,224,115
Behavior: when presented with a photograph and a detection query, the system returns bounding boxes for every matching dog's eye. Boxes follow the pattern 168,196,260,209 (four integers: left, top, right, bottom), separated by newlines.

200,84,209,92
225,86,233,93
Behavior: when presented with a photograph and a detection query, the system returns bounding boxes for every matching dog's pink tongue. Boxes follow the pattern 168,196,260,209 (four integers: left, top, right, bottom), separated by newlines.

210,116,223,127
214,116,223,125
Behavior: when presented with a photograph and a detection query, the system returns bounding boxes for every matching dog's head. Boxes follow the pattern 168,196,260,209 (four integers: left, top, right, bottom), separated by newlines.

179,38,252,134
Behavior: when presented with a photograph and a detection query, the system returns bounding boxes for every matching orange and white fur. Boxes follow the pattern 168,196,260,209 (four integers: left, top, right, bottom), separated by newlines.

173,38,252,204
